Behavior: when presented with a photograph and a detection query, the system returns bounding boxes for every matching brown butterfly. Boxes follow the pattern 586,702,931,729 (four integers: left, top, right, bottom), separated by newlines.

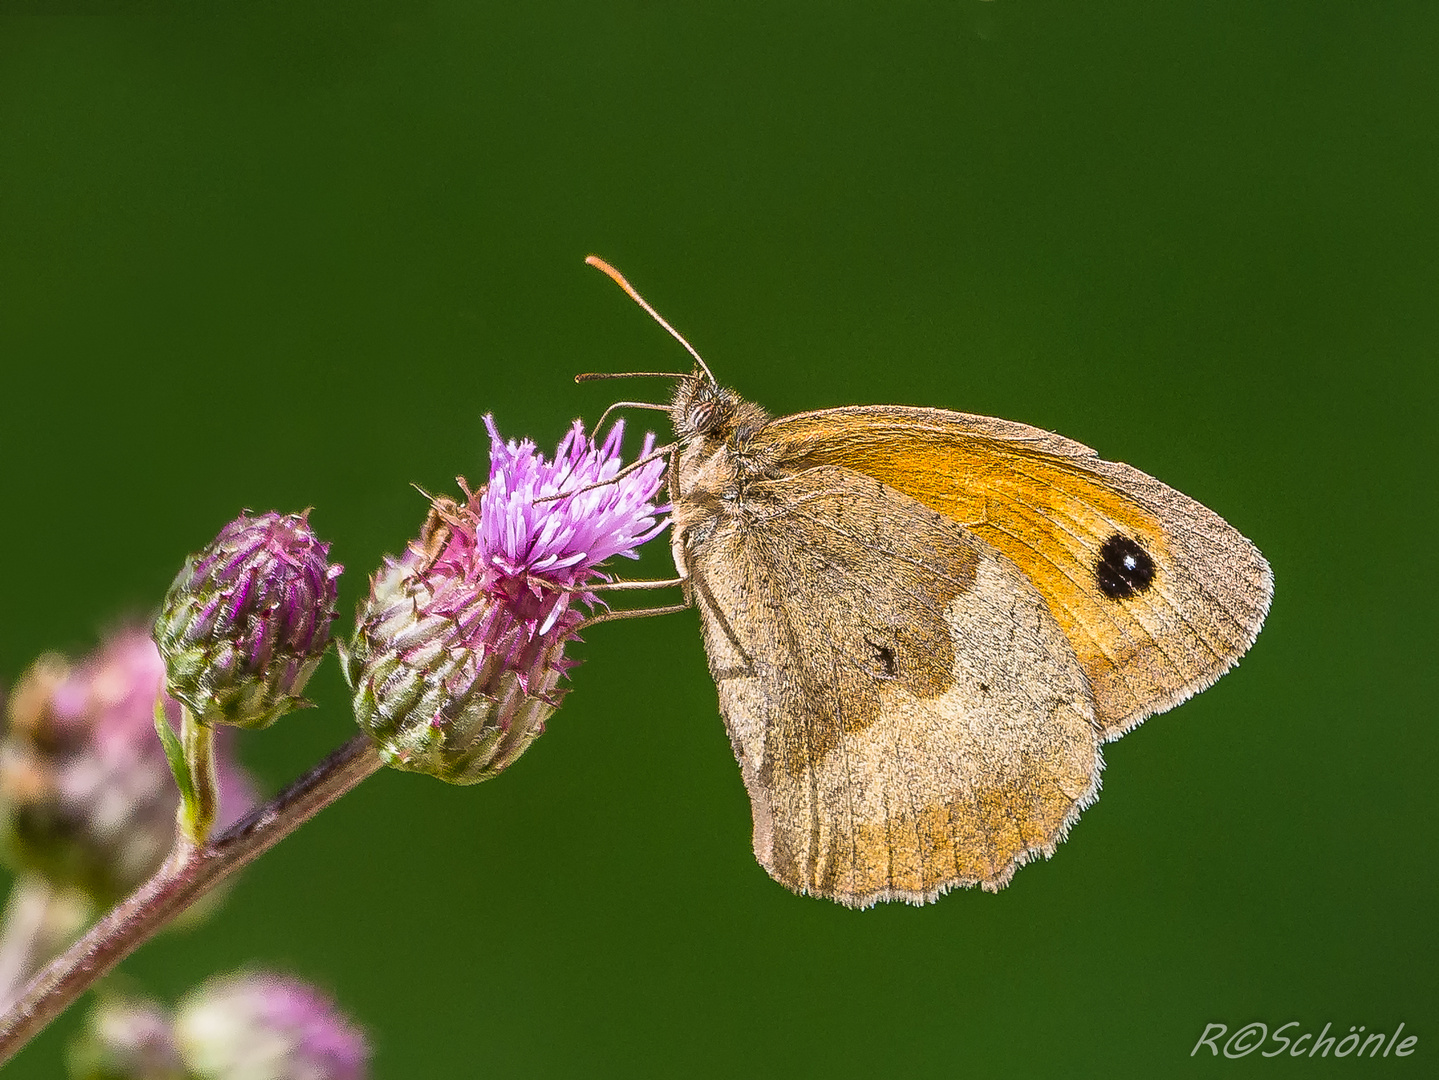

582,257,1272,909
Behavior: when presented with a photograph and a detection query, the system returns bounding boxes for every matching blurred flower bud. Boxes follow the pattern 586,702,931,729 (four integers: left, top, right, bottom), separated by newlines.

155,511,342,730
0,627,257,905
345,417,668,784
175,971,369,1080
68,994,185,1080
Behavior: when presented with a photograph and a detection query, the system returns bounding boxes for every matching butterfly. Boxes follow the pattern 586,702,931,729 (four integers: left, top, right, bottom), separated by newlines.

583,257,1272,908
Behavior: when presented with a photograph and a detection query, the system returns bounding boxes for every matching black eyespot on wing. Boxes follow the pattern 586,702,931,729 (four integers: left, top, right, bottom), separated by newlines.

1096,534,1156,599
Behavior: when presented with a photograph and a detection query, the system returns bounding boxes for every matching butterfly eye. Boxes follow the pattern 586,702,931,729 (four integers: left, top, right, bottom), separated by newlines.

690,399,723,434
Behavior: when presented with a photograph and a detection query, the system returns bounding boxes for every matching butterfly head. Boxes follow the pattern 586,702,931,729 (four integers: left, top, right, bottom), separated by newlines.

670,372,770,447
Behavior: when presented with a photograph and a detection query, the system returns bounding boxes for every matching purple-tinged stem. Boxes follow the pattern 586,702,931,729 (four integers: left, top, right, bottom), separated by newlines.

0,733,383,1067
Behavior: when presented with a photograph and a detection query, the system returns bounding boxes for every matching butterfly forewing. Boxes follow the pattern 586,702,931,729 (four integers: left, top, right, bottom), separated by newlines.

767,406,1273,738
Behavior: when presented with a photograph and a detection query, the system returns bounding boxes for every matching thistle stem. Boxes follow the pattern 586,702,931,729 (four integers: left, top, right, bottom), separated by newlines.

180,705,218,844
0,733,384,1067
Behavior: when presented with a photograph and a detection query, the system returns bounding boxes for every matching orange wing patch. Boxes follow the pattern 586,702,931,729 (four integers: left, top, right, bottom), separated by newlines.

770,407,1272,737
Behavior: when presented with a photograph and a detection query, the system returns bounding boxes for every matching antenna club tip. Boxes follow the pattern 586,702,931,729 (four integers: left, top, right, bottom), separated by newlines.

585,254,630,290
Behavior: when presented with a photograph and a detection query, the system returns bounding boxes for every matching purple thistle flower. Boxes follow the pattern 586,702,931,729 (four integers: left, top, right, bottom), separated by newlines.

345,417,668,784
175,971,369,1080
0,626,257,906
154,511,343,730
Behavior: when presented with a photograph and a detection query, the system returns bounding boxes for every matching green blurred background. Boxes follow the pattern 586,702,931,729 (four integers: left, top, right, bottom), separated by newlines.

1,3,1434,1076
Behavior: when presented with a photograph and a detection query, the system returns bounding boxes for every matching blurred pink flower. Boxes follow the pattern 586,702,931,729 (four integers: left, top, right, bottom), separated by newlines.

72,971,369,1080
1,625,258,904
176,971,369,1080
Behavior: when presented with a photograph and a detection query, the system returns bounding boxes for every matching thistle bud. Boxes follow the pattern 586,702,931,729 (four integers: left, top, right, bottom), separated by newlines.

345,417,668,784
155,511,342,730
175,971,369,1080
0,627,257,906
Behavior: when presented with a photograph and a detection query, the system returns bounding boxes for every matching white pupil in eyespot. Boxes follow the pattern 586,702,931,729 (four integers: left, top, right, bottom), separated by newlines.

1123,555,1137,570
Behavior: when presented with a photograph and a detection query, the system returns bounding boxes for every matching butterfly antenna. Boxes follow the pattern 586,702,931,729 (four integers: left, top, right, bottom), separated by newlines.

592,400,671,437
574,371,688,382
585,255,717,385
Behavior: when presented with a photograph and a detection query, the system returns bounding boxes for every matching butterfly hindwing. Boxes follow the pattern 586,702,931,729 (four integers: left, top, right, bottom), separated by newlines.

683,466,1101,906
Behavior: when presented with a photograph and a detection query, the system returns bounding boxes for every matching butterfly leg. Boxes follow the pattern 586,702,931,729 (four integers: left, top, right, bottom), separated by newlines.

567,568,692,630
557,576,688,593
533,443,677,503
575,600,692,632
685,566,755,673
